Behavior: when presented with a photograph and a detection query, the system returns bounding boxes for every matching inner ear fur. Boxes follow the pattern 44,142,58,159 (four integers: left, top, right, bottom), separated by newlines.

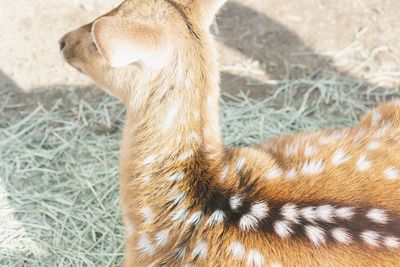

91,16,172,68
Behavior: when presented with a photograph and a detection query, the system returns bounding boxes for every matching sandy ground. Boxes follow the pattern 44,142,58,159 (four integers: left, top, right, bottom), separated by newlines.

0,0,399,99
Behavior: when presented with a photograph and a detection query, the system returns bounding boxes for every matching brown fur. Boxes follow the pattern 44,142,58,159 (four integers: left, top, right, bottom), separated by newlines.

60,1,400,266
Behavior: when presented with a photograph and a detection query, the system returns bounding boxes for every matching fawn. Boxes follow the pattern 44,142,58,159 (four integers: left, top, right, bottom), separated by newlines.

60,0,400,266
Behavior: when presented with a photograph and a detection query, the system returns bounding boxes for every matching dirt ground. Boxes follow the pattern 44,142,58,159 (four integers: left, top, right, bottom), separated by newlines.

1,0,399,104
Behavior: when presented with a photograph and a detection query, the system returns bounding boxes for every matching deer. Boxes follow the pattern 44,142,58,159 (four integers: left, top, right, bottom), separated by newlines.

59,0,400,266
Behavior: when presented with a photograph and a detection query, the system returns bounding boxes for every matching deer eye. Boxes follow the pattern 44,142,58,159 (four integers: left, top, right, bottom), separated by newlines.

90,42,98,52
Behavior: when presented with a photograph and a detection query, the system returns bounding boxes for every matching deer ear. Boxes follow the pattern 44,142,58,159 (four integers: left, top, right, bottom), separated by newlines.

91,17,171,68
193,0,228,28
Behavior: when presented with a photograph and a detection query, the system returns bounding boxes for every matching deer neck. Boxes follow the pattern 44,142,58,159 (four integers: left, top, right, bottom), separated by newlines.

119,43,223,209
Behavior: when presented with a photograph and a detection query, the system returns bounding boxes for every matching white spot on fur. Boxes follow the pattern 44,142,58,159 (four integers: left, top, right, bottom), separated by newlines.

285,142,299,156
266,167,282,180
170,171,185,181
239,202,269,231
301,207,317,222
301,160,324,175
384,167,399,180
331,228,351,244
220,165,230,181
356,155,372,172
230,195,242,210
319,135,335,145
247,249,264,267
373,123,392,138
305,225,326,246
384,236,400,248
172,208,188,221
206,210,225,227
236,157,246,172
335,207,354,220
140,206,154,224
192,240,207,259
179,151,193,162
271,263,283,267
143,154,156,165
316,205,335,223
371,110,382,127
250,203,269,219
171,192,186,205
142,175,151,184
155,229,169,246
137,234,154,255
331,149,352,165
367,209,388,224
274,220,293,238
187,211,203,226
163,105,179,132
228,241,245,260
285,168,297,180
367,141,380,151
304,145,316,157
361,231,380,246
281,204,299,223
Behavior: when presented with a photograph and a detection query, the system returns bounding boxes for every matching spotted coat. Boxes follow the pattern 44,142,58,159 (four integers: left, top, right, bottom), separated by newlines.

60,0,400,266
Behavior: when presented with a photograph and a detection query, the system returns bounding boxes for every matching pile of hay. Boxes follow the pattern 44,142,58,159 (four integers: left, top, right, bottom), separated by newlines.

1,72,399,265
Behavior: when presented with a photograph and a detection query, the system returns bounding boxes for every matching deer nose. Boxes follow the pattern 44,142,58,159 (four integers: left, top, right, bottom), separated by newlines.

58,33,70,51
59,39,66,51
58,40,65,51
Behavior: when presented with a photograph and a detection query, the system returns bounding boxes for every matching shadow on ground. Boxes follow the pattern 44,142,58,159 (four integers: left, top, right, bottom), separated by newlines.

2,1,394,108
